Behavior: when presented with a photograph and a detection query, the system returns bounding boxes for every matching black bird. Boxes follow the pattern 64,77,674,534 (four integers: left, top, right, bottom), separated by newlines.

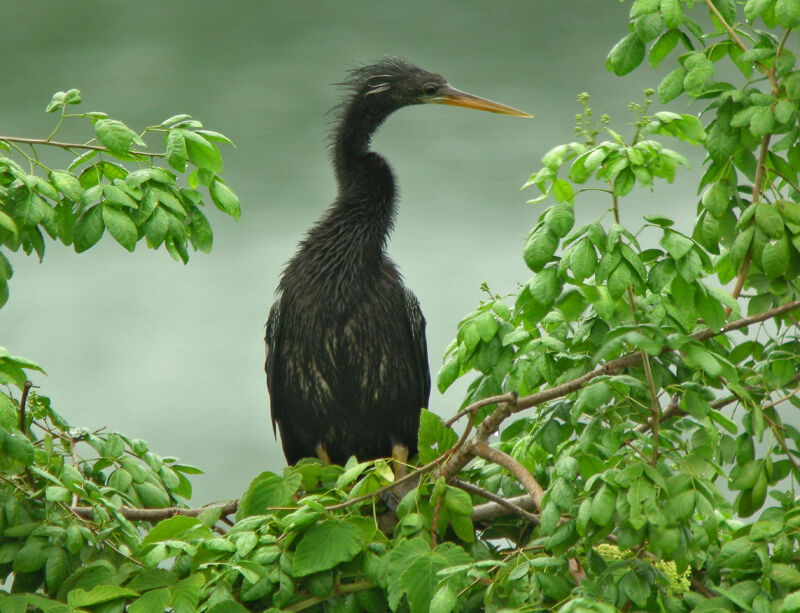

266,57,530,470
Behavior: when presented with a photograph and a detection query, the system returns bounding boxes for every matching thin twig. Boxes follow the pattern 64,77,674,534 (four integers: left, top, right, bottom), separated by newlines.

68,501,238,521
443,392,518,428
0,135,163,158
285,581,375,612
471,494,537,522
702,0,779,92
19,381,32,434
728,135,771,313
452,478,540,524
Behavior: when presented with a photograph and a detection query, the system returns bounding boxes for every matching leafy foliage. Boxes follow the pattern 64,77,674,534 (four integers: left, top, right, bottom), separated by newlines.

3,1,800,611
0,89,240,307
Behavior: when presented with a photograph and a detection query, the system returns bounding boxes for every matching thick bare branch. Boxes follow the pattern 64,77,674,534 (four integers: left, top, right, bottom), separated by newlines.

471,440,544,510
470,493,537,522
453,478,540,524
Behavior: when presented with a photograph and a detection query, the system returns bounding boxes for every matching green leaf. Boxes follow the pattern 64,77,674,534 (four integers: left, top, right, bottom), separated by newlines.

755,202,785,237
190,208,213,253
649,29,679,67
570,238,596,280
143,516,211,546
449,513,475,542
166,130,187,172
777,200,800,224
635,12,663,42
399,553,451,613
620,570,650,607
239,472,299,517
430,584,457,613
762,236,790,279
658,66,686,103
181,130,222,173
771,563,800,588
613,167,635,197
776,0,800,26
292,520,366,577
169,574,204,613
551,179,573,204
660,230,694,259
102,206,137,252
544,203,574,237
444,486,472,516
591,484,616,526
145,207,169,248
13,537,51,573
94,119,139,156
50,170,84,201
67,586,139,608
209,180,240,220
129,588,171,613
606,33,646,76
701,181,731,218
661,0,683,27
523,227,558,272
73,205,105,252
684,343,722,375
745,0,773,20
750,106,775,136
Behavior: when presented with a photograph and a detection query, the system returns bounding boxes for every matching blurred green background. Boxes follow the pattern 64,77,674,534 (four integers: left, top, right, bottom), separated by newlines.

1,1,702,503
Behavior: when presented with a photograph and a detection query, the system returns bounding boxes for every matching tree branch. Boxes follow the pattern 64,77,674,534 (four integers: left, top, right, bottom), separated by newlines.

453,478,540,524
444,298,800,477
470,440,544,510
69,501,238,521
0,135,163,158
471,493,537,523
19,381,32,434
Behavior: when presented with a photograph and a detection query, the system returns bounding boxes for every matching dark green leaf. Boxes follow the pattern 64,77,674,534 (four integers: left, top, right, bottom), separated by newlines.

523,227,558,272
607,33,646,76
73,205,105,253
292,520,365,577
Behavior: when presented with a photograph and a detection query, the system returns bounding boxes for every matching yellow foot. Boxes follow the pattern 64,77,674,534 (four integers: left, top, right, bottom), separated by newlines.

315,442,331,465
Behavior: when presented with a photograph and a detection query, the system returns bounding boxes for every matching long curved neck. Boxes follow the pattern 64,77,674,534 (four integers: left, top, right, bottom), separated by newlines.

324,95,398,258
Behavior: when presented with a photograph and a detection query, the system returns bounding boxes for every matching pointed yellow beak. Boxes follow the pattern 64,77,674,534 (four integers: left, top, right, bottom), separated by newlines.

430,84,532,118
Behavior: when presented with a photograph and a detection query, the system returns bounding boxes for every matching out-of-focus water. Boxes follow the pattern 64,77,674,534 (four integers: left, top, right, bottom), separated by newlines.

1,1,703,503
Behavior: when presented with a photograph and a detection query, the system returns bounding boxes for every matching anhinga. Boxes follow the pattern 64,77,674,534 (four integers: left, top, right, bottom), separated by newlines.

265,57,530,471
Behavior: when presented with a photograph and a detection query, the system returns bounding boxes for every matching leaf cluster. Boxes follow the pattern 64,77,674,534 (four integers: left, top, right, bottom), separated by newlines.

0,90,240,308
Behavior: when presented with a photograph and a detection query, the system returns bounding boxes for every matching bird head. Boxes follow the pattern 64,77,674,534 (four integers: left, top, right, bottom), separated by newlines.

347,57,532,118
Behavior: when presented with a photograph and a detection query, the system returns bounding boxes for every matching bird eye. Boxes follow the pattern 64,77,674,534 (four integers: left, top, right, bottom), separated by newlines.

423,83,438,96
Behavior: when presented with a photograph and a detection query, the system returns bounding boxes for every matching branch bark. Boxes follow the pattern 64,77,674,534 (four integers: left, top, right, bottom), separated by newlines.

69,501,238,521
453,478,540,524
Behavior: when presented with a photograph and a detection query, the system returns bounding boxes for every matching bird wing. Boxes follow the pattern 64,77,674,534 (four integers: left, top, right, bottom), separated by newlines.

265,298,281,438
403,288,431,410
